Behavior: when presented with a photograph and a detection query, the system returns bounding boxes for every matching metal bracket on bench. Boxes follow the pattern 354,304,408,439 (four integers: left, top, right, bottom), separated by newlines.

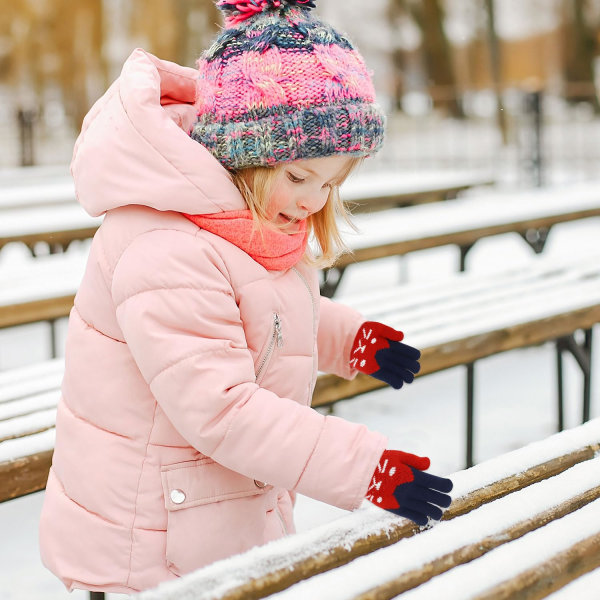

519,226,550,254
459,243,476,272
320,266,347,298
556,329,593,430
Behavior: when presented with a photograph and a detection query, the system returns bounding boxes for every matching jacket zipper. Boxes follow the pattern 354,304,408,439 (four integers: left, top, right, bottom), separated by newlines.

255,313,283,382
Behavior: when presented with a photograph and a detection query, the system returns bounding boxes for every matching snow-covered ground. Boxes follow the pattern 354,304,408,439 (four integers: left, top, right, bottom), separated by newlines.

0,188,599,599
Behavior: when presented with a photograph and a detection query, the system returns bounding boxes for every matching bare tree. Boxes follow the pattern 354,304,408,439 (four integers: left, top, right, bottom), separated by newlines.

389,0,463,116
561,0,599,110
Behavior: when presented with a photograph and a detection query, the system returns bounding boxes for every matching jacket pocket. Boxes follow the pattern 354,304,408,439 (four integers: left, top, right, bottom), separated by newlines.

160,458,274,576
255,312,283,385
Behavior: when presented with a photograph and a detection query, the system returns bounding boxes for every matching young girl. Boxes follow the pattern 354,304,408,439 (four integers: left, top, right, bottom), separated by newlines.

40,0,452,594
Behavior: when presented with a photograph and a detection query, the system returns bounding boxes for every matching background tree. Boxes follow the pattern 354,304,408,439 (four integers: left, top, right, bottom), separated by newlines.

561,0,600,110
389,0,464,117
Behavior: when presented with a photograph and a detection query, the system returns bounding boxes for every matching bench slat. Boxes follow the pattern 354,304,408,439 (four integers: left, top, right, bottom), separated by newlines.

0,359,64,404
0,390,59,421
0,409,57,443
132,419,600,600
0,448,53,501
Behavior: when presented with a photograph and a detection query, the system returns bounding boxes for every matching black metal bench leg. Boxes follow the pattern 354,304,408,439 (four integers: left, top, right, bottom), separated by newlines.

466,362,475,468
556,329,593,427
320,266,347,298
556,344,565,432
89,592,105,600
583,329,593,423
459,243,475,272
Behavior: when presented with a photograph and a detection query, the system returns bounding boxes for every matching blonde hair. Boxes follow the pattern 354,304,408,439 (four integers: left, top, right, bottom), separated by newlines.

230,157,362,269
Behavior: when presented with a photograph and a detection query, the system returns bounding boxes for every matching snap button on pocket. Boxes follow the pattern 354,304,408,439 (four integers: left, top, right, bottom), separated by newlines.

170,489,186,504
254,479,267,489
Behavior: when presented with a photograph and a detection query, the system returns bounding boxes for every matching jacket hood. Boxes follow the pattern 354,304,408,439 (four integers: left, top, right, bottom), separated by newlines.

71,49,245,217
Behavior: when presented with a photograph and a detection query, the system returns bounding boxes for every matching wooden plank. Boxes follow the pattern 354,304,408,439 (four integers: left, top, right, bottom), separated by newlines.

0,449,53,502
336,206,600,268
473,532,600,600
344,182,489,213
180,445,599,600
312,305,600,408
0,226,99,251
0,295,75,328
354,486,600,600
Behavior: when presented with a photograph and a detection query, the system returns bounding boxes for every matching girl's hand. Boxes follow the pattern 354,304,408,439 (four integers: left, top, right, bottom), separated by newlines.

366,450,453,526
349,321,421,389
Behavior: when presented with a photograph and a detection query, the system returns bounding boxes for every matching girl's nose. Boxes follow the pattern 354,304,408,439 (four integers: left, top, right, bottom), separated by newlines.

297,193,326,215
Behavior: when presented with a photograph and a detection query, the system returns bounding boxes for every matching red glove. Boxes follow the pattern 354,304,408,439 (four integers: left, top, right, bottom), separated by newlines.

350,321,421,389
366,450,453,526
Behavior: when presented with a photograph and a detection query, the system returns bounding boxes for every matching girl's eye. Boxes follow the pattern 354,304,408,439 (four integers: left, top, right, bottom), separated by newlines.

287,172,305,183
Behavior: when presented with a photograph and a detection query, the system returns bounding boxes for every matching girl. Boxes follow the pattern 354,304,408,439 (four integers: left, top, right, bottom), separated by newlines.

39,1,452,594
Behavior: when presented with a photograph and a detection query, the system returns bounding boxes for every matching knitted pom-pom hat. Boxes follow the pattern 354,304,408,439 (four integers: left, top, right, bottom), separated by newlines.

191,0,385,170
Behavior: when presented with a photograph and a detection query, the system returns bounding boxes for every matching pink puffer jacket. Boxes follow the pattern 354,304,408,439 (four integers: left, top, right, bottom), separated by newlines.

39,49,387,594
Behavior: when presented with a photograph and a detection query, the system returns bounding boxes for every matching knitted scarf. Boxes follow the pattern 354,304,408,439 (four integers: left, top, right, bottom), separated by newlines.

183,210,308,271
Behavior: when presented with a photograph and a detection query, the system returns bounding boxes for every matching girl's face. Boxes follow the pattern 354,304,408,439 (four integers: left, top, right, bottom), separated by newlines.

267,155,352,232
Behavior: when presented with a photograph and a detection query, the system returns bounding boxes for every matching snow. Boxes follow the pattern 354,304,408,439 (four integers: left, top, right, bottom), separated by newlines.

265,457,600,600
0,180,599,600
397,498,600,599
132,425,600,600
0,252,86,306
0,179,75,210
0,428,55,463
0,407,56,441
340,168,494,202
345,179,600,250
0,204,100,238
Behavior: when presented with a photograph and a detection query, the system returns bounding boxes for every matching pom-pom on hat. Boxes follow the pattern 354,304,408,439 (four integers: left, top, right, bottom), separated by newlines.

191,0,385,171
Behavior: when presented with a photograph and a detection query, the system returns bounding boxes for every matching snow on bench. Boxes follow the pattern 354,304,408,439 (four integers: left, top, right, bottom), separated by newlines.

315,249,600,406
133,418,600,600
0,204,101,253
341,179,600,266
1,248,598,501
0,167,492,212
339,168,494,212
0,360,62,501
0,251,87,328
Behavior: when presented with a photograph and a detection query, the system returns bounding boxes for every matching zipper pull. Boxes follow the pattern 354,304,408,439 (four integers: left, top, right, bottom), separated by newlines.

274,313,283,347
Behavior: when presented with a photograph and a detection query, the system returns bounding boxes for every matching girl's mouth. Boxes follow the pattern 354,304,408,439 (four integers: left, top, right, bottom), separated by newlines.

276,213,305,232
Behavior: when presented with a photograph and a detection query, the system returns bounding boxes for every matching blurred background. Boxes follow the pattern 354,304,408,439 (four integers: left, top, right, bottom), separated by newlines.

2,0,600,186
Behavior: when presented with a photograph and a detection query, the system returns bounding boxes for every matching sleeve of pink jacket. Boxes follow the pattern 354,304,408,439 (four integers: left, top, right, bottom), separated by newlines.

317,296,364,379
111,229,387,511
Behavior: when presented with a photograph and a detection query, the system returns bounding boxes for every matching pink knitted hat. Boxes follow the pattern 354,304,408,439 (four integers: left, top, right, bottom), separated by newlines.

191,0,385,170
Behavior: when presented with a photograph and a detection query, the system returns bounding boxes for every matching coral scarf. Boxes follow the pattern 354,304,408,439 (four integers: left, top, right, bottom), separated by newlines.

183,210,308,271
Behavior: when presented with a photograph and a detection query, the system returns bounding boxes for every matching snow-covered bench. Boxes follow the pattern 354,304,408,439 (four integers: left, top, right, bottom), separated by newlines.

0,251,86,329
321,179,600,296
317,248,600,466
0,204,101,254
132,418,600,600
0,359,62,501
1,249,598,502
339,168,494,212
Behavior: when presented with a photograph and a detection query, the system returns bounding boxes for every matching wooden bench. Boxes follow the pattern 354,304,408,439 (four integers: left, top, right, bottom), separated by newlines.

132,418,600,600
1,250,598,503
323,179,600,296
317,249,600,466
0,204,101,254
339,168,494,212
0,359,61,502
